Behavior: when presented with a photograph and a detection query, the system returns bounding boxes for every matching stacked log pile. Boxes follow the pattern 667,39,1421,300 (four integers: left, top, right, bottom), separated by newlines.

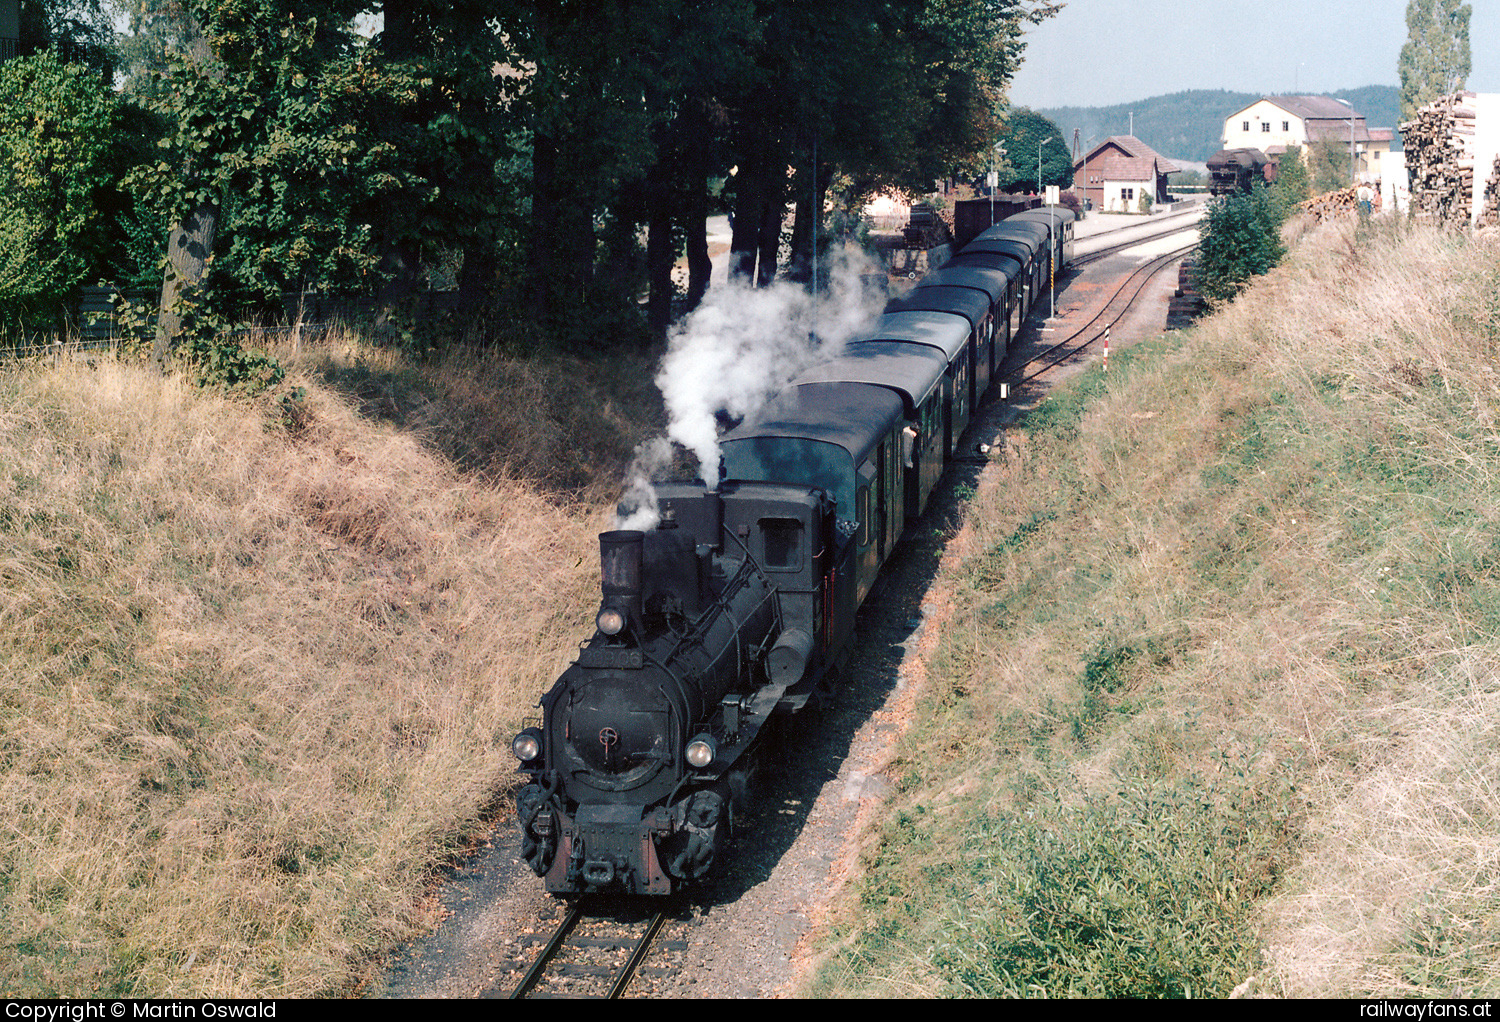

1480,154,1500,228
1299,185,1360,223
1167,259,1204,330
1402,91,1479,224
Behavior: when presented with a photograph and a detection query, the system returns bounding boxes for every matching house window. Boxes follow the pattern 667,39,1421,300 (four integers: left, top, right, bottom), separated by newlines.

1123,187,1134,201
1282,121,1290,132
1261,122,1271,132
1242,120,1250,131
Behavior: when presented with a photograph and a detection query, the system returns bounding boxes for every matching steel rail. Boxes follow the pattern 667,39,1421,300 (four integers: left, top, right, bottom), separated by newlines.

606,911,668,999
1005,240,1199,386
1070,209,1203,268
508,902,582,999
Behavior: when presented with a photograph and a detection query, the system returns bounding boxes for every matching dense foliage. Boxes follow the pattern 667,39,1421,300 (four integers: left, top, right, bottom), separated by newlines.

0,49,119,333
993,108,1071,193
8,0,1062,354
1194,183,1287,306
1273,146,1311,212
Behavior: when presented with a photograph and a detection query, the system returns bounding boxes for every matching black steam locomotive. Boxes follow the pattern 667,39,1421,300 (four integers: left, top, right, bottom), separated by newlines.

513,207,1076,895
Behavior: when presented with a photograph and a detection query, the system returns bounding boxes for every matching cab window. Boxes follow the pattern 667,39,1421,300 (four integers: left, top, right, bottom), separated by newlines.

760,518,803,570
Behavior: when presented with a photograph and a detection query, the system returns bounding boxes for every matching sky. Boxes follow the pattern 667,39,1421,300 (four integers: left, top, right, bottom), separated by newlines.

1007,0,1500,109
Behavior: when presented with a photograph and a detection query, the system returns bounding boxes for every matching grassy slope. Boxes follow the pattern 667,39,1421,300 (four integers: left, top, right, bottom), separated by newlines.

805,218,1500,997
0,340,661,996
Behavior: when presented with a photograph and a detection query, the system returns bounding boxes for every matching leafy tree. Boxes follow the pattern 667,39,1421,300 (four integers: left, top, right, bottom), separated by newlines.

726,0,1060,288
360,0,526,336
111,0,1064,356
0,48,119,334
1195,183,1286,306
1306,137,1353,194
995,108,1070,193
126,2,365,363
1272,145,1311,217
515,0,757,338
15,0,117,82
1399,0,1471,124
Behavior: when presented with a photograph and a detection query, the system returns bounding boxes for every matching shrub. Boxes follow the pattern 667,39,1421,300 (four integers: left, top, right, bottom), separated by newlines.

1195,183,1286,305
0,50,120,333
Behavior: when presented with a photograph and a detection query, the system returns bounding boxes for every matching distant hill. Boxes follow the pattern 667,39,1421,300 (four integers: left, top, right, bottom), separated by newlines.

1036,85,1401,164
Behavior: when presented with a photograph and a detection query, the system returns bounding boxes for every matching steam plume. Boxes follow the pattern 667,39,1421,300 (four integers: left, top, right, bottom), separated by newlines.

613,245,884,528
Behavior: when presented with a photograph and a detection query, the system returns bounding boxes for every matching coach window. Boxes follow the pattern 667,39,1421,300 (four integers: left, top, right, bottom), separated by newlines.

857,487,871,547
760,518,803,571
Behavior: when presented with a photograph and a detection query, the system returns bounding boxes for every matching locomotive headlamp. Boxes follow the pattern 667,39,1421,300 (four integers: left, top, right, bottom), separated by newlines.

512,727,543,763
685,734,716,769
596,607,627,636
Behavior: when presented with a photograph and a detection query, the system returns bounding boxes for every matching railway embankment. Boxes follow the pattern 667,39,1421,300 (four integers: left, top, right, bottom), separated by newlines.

0,343,665,997
799,215,1500,997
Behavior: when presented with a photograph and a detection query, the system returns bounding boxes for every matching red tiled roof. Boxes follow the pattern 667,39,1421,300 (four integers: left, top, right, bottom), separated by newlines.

1074,135,1180,181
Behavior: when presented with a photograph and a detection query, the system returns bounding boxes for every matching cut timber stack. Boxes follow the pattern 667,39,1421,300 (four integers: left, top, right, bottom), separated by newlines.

1480,154,1500,228
1300,186,1359,223
1402,91,1479,224
1167,259,1204,330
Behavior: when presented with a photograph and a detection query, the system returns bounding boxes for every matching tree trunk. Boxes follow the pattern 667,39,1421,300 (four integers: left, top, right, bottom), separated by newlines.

374,240,422,331
787,161,832,287
787,187,813,285
730,149,787,286
729,150,764,284
755,193,780,288
644,157,676,339
683,104,714,311
152,199,218,372
685,187,712,311
455,239,497,342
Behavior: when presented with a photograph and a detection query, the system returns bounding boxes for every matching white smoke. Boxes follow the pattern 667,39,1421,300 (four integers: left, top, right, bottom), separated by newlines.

614,436,674,532
613,244,885,529
658,245,883,479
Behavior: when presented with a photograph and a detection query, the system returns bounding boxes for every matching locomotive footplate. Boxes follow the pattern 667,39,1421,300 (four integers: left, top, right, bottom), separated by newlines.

546,804,673,895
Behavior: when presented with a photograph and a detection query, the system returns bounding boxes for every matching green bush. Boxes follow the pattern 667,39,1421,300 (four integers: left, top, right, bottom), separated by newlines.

0,50,121,333
1195,184,1286,306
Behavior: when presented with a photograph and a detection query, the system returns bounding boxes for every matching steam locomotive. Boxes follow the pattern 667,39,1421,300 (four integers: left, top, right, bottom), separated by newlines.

513,206,1076,895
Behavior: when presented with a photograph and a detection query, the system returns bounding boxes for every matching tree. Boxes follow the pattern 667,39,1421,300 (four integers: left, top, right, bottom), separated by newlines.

1306,137,1352,195
724,0,1060,289
1273,145,1311,217
15,0,117,82
1399,0,1471,124
995,108,1070,193
0,48,119,334
126,0,502,361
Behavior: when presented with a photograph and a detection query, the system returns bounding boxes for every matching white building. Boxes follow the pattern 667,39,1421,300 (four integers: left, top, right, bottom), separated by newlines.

1223,95,1406,209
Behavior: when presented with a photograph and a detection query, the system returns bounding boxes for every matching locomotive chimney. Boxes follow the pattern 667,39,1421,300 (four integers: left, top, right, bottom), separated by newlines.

596,530,643,639
704,489,723,550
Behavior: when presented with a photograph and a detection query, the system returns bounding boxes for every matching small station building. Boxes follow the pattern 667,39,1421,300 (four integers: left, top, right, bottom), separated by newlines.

1072,136,1180,213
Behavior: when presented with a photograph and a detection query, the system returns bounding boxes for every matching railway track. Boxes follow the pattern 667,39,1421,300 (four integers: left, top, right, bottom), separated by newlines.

504,901,678,999
1070,207,1203,268
1005,238,1200,386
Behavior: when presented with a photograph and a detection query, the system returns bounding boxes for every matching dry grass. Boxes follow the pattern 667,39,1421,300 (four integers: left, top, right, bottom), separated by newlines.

0,334,660,996
806,217,1500,997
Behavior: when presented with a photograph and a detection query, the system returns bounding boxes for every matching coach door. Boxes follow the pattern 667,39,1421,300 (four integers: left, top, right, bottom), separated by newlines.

855,460,878,604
